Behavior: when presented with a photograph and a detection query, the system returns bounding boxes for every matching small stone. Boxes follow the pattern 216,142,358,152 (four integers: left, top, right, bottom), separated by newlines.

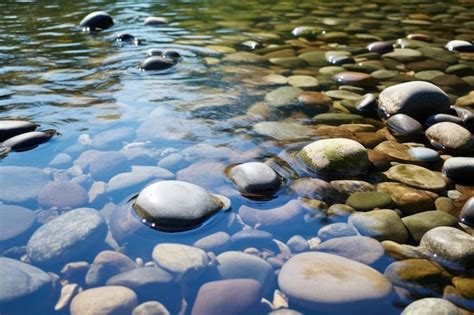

0,205,36,249
376,182,435,215
407,147,439,162
1,131,52,151
426,122,474,154
144,17,168,26
333,72,375,87
193,232,231,254
445,40,474,53
133,301,170,315
38,181,88,209
367,41,393,54
345,191,393,212
0,120,37,142
317,223,358,241
85,250,136,287
330,180,375,200
402,298,463,315
401,211,459,242
384,48,423,62
152,243,208,279
442,157,474,184
265,86,302,107
349,209,409,243
70,286,137,315
141,57,175,71
253,121,313,140
313,113,365,125
222,52,266,63
230,229,276,251
228,162,280,195
384,164,446,191
287,235,309,253
79,11,114,31
297,92,332,115
298,138,369,178
288,75,318,88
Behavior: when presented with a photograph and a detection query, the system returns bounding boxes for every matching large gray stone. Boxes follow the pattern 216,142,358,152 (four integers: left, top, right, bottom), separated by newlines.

0,166,49,205
0,205,36,249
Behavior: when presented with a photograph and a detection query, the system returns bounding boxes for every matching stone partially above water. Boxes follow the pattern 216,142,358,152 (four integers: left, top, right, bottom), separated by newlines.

460,197,474,227
1,131,52,151
141,57,176,71
79,11,114,31
442,157,474,184
152,243,208,279
278,252,394,313
426,122,474,154
26,208,107,266
133,180,230,231
378,81,450,120
298,138,368,178
0,120,37,142
228,162,280,195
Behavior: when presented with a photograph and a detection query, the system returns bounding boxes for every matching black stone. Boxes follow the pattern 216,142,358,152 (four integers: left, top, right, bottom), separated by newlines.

1,130,53,152
147,48,162,56
0,120,37,142
460,197,474,227
115,33,136,42
141,57,176,71
386,113,423,138
162,50,182,62
79,11,114,31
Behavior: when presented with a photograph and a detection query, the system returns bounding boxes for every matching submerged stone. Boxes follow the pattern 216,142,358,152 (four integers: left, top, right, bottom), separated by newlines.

0,205,36,249
460,196,474,227
349,209,409,243
70,286,137,315
133,180,230,231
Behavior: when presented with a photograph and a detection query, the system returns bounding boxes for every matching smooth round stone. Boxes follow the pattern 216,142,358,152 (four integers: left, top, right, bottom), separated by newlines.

191,279,263,315
86,250,137,287
445,40,474,53
0,120,37,142
76,150,130,181
407,60,449,72
287,75,318,88
356,93,377,112
239,200,304,236
419,47,458,64
230,229,275,251
426,122,474,153
325,51,353,65
290,178,344,204
313,113,365,125
407,147,439,162
297,92,331,115
460,197,474,227
278,252,394,313
319,66,345,75
402,211,459,242
384,48,423,62
1,131,52,151
141,57,175,71
292,26,321,38
406,34,432,42
143,16,168,26
147,49,162,57
0,166,49,204
152,243,208,278
27,208,107,266
298,51,328,67
376,182,435,215
106,267,181,310
402,298,463,315
385,164,446,191
317,223,358,241
215,251,275,290
367,41,393,54
349,209,409,243
385,259,451,296
333,72,375,87
330,180,374,199
193,232,230,254
70,286,137,315
162,50,181,62
79,11,114,31
298,138,369,177
133,180,229,231
269,57,307,69
315,236,385,267
432,74,469,89
265,86,302,107
228,162,279,195
0,257,55,313
378,81,450,120
324,90,362,101
425,113,463,127
287,235,309,253
419,227,474,270
373,141,417,163
115,33,136,42
386,114,423,138
253,121,313,140
133,301,170,315
346,192,393,212
0,205,36,249
38,181,88,209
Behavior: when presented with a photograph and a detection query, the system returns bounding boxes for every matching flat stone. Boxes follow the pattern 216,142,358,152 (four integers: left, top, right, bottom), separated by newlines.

298,51,328,67
253,121,313,140
79,11,114,31
290,178,344,204
330,180,375,200
402,298,463,315
70,286,137,315
278,252,394,313
91,127,134,150
313,113,365,125
333,72,375,87
191,279,263,315
265,86,302,107
349,209,409,243
373,141,417,163
228,162,280,195
419,47,458,64
0,257,55,313
385,164,446,191
152,243,208,279
324,90,362,101
367,41,393,54
144,16,168,26
230,229,276,251
376,182,435,215
378,81,450,120
0,205,36,249
407,147,439,162
402,211,459,242
419,227,474,270
317,223,358,241
0,166,49,205
223,52,266,63
345,191,393,212
0,120,37,142
38,181,88,209
288,75,318,88
297,92,332,115
445,40,474,53
75,150,130,181
384,48,423,62
426,122,474,154
27,208,107,266
193,232,231,254
133,180,229,231
298,138,369,178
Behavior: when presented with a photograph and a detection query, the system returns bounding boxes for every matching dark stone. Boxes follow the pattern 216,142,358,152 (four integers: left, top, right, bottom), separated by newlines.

144,17,168,26
356,93,377,113
147,49,162,56
386,113,423,138
79,11,114,31
367,41,393,54
0,120,37,142
1,131,53,151
162,50,182,62
141,57,176,71
460,197,474,227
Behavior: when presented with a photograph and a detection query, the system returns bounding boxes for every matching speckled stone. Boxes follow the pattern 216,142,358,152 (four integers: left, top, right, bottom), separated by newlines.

426,122,474,154
384,164,446,191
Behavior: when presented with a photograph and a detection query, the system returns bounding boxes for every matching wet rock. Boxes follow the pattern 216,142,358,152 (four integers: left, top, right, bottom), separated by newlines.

1,131,52,151
162,50,181,62
297,92,332,115
0,120,37,142
0,205,36,250
298,138,369,178
27,208,107,266
91,127,134,150
312,113,365,125
141,57,176,71
79,11,114,31
345,191,393,212
349,209,409,243
330,180,374,200
49,153,72,167
0,166,50,205
222,52,266,63
298,51,328,67
70,286,137,315
317,223,358,241
76,150,130,181
191,279,263,315
133,301,170,315
115,33,137,43
385,164,446,191
385,259,451,296
287,235,309,253
445,40,474,53
278,252,394,313
386,114,423,139
373,141,418,163
38,181,88,209
290,178,343,204
376,182,435,215
315,236,385,267
356,93,377,113
442,157,474,184
333,71,375,87
193,232,231,254
230,229,276,251
215,251,275,290
269,57,307,69
378,81,450,120
402,298,463,315
265,86,302,107
444,277,474,312
144,17,168,26
426,122,474,154
152,243,208,279
402,211,459,242
239,200,304,235
367,41,393,54
460,197,474,227
287,75,318,88
419,226,474,270
133,180,229,231
107,267,181,309
86,250,136,287
384,48,423,62
407,147,439,162
253,121,313,140
292,26,321,38
228,162,280,195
